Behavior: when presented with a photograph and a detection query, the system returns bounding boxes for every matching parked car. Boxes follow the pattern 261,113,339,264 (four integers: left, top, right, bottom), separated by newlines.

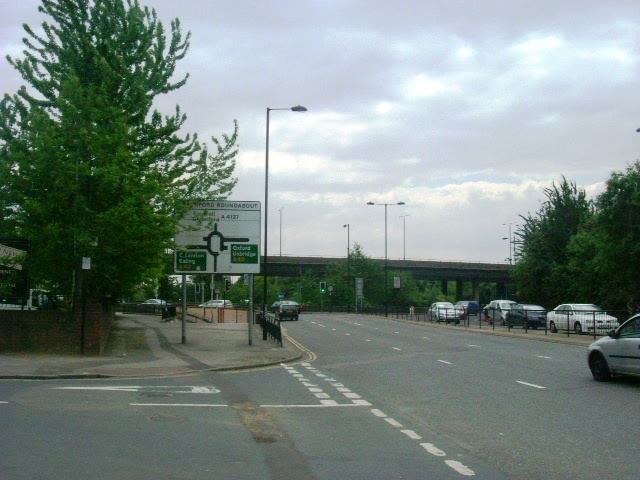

454,300,480,320
271,301,300,321
143,298,167,305
547,304,618,334
483,300,517,325
199,299,234,309
505,304,546,329
428,302,459,324
587,313,640,381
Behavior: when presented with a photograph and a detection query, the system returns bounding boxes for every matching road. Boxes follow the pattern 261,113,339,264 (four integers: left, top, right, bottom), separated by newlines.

1,313,638,479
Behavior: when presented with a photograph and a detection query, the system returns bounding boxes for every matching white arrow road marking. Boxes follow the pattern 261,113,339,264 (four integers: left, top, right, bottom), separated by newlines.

55,386,221,394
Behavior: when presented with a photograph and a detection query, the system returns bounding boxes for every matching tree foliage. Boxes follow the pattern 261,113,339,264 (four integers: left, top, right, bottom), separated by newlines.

0,0,238,303
513,177,594,307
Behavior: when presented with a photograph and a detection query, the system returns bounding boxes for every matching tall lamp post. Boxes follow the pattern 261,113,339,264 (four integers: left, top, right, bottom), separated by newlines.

400,214,409,260
367,201,406,317
343,224,350,313
278,207,284,256
264,105,307,316
502,222,515,264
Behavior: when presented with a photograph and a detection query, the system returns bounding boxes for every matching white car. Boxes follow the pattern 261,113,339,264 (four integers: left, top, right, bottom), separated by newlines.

142,298,166,305
199,299,233,309
547,303,618,334
428,302,459,324
483,300,517,325
587,313,640,381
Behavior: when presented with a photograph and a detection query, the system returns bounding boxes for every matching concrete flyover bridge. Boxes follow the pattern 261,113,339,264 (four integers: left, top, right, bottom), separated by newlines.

264,255,515,300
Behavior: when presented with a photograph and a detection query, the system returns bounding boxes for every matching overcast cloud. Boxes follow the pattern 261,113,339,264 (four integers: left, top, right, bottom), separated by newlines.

2,1,639,263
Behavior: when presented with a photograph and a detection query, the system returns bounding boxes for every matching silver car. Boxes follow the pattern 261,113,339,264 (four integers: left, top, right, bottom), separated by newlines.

587,313,640,381
428,302,459,324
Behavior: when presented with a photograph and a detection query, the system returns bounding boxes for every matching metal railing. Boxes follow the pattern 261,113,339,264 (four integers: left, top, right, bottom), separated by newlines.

260,312,282,346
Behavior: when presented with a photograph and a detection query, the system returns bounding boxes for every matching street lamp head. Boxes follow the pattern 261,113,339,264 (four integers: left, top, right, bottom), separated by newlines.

291,105,307,112
397,201,405,205
366,201,375,205
343,224,348,228
636,127,640,132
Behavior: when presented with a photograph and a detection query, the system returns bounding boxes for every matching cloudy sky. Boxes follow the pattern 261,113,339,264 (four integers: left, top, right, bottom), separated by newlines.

2,1,640,264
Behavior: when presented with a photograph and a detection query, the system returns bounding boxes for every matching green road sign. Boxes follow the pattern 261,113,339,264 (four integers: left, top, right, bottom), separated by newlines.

175,250,207,272
230,244,259,264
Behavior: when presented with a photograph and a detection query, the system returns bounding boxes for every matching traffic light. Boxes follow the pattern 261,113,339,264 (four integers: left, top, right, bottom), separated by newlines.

319,281,327,293
224,278,231,290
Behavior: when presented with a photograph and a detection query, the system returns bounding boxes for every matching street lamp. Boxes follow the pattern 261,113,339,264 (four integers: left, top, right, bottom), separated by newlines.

399,214,409,260
503,222,515,264
367,201,406,317
264,105,307,315
343,223,350,313
278,207,284,256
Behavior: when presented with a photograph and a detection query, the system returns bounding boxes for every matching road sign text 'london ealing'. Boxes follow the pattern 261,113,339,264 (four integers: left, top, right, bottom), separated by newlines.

174,201,261,274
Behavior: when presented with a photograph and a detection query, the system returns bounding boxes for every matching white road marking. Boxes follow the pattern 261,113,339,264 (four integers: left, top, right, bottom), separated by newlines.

343,393,361,399
385,418,403,428
421,443,446,456
517,381,546,389
352,399,372,406
468,344,481,347
371,409,387,417
437,360,452,365
401,430,422,440
445,460,476,476
535,355,552,359
314,393,331,399
392,347,402,351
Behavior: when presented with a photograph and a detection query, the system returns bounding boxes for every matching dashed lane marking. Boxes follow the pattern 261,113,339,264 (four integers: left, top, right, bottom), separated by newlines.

437,360,453,365
516,381,546,389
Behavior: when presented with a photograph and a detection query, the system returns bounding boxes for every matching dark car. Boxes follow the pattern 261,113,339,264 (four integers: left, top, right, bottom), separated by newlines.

505,304,547,329
271,301,300,321
455,300,480,320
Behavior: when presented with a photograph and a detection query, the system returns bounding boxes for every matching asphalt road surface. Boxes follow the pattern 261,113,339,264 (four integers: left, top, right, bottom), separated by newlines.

1,313,638,479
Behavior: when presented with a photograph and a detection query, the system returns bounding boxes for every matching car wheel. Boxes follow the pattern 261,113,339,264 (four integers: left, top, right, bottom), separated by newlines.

574,322,582,334
549,321,557,333
589,352,611,382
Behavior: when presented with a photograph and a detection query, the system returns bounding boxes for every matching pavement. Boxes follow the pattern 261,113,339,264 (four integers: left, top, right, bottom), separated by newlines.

0,313,303,379
0,312,599,380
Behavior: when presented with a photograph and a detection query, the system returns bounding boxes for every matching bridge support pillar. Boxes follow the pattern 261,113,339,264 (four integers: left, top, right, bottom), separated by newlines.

456,280,464,300
441,280,448,295
472,279,480,302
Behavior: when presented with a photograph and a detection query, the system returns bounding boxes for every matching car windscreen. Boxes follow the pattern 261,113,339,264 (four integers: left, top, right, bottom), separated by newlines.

574,304,601,311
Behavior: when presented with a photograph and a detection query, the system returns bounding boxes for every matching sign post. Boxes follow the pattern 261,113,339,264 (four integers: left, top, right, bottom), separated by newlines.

175,201,261,344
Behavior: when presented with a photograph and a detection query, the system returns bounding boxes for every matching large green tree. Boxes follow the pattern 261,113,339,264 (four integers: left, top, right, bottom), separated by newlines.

583,162,640,310
513,177,594,307
0,0,237,304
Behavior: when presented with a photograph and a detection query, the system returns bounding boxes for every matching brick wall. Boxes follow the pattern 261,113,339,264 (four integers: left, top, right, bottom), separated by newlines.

0,300,113,355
